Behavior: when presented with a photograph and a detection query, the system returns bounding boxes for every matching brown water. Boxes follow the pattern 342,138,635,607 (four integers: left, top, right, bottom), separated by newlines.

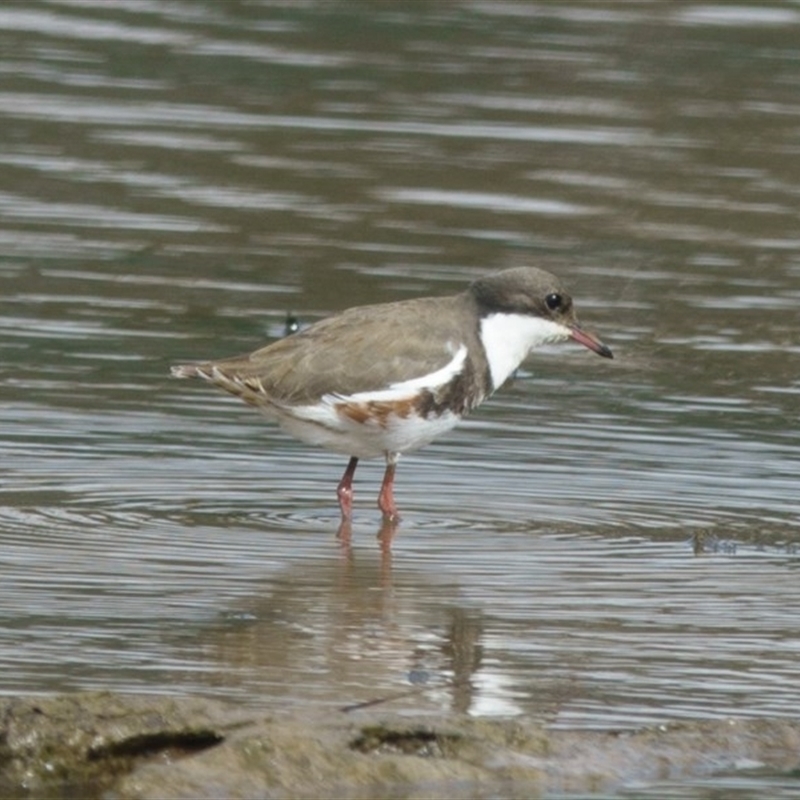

1,2,800,795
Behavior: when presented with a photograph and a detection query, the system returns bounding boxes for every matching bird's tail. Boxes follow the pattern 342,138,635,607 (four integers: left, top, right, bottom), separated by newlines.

171,363,202,379
171,362,275,410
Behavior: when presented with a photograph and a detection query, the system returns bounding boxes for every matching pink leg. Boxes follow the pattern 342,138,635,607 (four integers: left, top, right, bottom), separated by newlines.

336,456,358,520
377,455,400,521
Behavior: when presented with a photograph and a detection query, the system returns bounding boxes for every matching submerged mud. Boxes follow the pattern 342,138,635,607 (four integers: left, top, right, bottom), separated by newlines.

1,693,799,798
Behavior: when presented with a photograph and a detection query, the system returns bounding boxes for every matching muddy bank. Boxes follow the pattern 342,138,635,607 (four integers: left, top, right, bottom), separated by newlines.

1,693,799,798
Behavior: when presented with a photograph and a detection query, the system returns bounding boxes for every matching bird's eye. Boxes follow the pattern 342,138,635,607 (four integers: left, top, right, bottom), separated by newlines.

545,293,563,311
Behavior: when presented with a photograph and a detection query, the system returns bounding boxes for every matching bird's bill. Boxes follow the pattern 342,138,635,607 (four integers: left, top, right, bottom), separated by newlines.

569,324,613,359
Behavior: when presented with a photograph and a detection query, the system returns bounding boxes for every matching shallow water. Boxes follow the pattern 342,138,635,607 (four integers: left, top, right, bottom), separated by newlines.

1,2,800,793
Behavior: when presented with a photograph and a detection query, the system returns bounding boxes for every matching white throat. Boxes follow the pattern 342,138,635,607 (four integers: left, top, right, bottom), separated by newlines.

479,312,569,390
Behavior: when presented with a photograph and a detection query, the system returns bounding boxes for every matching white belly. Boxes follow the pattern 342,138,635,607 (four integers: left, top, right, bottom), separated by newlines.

272,402,462,459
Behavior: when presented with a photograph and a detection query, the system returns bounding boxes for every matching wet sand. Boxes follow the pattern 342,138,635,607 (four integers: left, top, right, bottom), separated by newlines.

3,693,799,799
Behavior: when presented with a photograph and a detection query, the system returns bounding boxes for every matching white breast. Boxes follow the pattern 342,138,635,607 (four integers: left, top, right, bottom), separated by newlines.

479,312,570,390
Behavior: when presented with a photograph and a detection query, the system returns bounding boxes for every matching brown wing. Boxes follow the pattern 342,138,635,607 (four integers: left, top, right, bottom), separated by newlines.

173,293,484,405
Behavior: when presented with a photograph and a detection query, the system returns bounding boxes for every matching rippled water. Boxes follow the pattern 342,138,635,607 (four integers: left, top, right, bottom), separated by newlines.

2,2,800,793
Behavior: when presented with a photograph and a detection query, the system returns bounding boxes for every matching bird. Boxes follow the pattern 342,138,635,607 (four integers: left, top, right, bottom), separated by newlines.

283,312,300,337
171,266,613,526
